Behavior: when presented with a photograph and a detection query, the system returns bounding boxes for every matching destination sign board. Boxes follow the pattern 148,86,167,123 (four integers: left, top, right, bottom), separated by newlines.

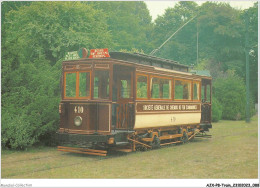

64,48,88,60
64,51,80,60
89,48,110,58
136,103,201,113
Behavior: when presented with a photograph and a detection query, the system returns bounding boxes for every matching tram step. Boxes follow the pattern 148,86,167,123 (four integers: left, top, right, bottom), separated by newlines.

115,142,129,145
57,146,107,156
113,148,133,152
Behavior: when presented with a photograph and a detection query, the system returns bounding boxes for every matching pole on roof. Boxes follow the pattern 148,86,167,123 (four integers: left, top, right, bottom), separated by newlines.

150,15,197,56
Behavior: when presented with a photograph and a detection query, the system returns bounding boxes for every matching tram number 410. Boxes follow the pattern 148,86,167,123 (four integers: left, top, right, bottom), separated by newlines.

74,106,84,113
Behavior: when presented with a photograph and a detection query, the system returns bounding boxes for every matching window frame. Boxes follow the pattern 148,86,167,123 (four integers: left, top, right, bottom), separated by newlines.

206,84,211,103
64,71,77,99
63,70,92,100
136,73,149,100
78,70,91,99
192,81,201,101
93,69,110,100
150,75,172,101
118,72,133,100
173,78,192,101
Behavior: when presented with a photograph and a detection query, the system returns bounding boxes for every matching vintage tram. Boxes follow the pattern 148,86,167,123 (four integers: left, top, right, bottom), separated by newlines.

57,49,212,156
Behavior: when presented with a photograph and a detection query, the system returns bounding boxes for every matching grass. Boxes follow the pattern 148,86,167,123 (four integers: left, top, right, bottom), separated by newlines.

1,116,258,179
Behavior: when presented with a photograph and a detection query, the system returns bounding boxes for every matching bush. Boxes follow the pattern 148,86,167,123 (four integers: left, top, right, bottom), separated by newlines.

1,2,113,149
1,61,60,149
1,111,35,149
212,97,222,122
213,71,248,120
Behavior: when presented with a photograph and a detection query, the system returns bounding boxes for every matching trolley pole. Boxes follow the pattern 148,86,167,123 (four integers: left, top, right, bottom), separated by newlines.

245,11,250,123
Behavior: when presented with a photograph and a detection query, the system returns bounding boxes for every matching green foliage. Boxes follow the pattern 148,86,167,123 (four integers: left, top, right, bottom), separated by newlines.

1,1,31,25
66,73,77,97
152,2,258,103
2,2,113,64
175,85,184,99
1,2,113,149
246,3,258,104
87,1,153,53
1,112,34,149
1,60,61,149
119,48,145,54
212,97,222,122
153,1,198,65
137,82,147,98
213,71,247,120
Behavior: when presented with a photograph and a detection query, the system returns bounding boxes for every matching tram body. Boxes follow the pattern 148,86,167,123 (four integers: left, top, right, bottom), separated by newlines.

57,50,212,155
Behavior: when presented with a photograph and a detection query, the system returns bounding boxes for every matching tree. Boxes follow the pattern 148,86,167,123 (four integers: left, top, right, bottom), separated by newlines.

1,2,113,149
1,1,31,25
211,97,222,122
152,1,198,65
86,1,154,53
213,71,248,120
153,2,258,104
197,2,258,103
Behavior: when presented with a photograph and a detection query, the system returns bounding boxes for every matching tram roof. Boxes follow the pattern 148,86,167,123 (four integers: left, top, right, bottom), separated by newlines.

109,51,189,73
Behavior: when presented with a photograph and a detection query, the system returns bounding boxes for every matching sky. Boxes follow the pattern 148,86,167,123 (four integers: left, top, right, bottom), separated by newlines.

145,1,257,21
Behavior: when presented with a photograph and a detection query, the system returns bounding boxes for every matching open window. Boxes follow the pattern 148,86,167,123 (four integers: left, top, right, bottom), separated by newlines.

150,76,171,99
79,72,90,97
205,84,211,102
136,74,148,99
193,81,200,101
65,72,76,98
120,78,131,99
201,79,211,103
174,79,191,100
64,71,91,99
94,70,110,99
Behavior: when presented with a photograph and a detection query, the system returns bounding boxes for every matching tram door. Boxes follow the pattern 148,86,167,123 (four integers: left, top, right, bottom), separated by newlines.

112,65,135,130
201,79,212,123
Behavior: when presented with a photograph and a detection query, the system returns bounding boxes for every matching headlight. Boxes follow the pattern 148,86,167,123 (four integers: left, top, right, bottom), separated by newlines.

74,116,82,126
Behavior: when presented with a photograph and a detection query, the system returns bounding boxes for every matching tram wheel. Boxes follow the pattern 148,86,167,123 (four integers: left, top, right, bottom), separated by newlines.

152,136,161,149
181,132,188,143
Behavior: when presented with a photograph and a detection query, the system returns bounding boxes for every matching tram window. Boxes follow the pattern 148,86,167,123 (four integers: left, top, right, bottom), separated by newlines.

163,82,170,99
193,82,200,100
201,85,205,101
120,79,131,98
206,85,211,102
137,75,148,99
79,72,90,97
151,82,159,98
151,77,171,99
94,70,110,99
65,73,76,97
174,80,191,100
